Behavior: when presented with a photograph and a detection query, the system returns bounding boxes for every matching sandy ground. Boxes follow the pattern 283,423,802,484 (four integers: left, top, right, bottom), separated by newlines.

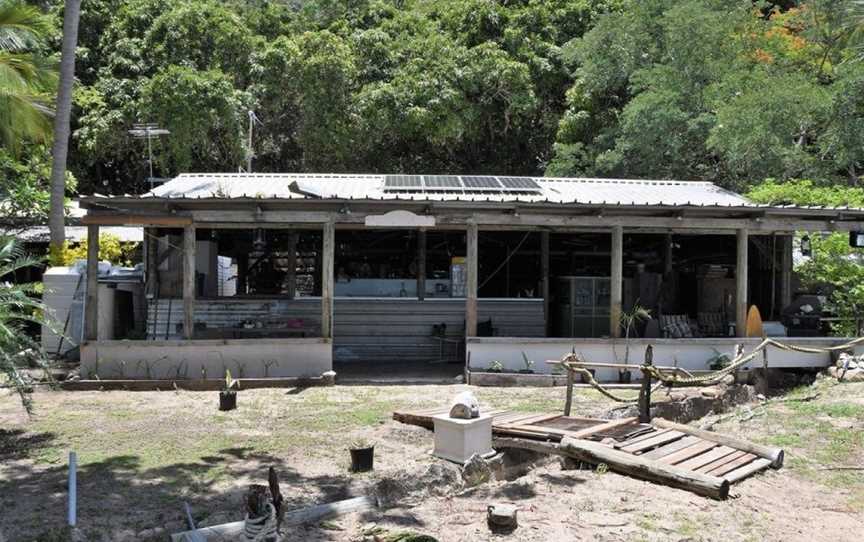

1,380,862,541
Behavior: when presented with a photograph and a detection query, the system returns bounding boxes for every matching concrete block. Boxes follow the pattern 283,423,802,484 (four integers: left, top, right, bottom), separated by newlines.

433,413,493,464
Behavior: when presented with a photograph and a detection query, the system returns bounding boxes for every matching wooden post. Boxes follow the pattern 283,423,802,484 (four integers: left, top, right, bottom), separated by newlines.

638,345,653,423
664,233,673,275
285,232,298,299
564,366,574,417
236,253,248,295
540,231,550,336
417,229,426,301
466,223,478,337
84,224,99,341
145,228,161,299
610,225,623,338
779,234,792,310
182,225,196,340
321,221,335,339
736,228,748,337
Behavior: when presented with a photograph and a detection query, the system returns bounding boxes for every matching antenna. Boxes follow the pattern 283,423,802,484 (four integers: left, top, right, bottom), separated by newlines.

246,110,261,173
128,123,170,191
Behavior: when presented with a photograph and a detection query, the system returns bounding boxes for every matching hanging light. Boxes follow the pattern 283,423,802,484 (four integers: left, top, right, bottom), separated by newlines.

253,228,267,251
800,234,812,257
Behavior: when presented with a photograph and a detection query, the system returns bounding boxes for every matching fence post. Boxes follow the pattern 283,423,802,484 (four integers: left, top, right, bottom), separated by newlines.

639,345,654,423
564,365,574,417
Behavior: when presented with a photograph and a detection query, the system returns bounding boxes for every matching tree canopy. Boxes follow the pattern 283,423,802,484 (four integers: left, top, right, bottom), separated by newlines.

1,0,864,204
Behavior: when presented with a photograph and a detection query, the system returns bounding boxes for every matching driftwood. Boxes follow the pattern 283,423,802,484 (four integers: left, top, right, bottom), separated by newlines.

493,437,729,500
171,496,378,542
652,418,784,469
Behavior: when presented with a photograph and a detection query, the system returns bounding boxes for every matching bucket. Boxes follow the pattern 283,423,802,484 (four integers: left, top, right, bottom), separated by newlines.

349,446,374,472
219,391,237,411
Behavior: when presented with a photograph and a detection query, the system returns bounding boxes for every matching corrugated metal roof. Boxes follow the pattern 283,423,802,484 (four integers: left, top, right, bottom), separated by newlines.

143,173,754,207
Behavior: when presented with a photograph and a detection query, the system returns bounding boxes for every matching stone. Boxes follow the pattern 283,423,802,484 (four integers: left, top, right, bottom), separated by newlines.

487,503,518,532
462,452,493,487
449,391,480,419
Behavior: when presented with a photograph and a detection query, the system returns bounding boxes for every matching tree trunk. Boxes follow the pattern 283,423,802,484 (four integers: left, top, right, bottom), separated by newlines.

48,0,82,264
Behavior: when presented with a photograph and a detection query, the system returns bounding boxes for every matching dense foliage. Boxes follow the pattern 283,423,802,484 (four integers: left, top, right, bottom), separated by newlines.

0,0,862,202
748,179,864,335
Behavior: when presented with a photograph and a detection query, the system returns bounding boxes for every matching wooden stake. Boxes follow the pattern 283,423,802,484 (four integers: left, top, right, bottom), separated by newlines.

639,345,653,423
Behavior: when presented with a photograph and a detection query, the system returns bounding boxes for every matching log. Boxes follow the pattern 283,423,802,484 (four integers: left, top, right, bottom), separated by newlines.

494,437,729,500
652,418,784,469
170,496,377,542
559,437,730,500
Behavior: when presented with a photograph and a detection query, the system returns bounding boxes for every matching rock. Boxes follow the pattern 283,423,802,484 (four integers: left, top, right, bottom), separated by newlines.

699,387,721,399
721,374,735,386
449,391,480,419
462,453,492,487
487,503,518,532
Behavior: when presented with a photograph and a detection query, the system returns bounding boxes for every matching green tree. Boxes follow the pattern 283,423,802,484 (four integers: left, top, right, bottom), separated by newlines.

0,0,57,150
0,237,55,411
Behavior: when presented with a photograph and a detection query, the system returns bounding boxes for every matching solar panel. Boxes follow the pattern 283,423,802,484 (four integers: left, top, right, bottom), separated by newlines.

461,176,501,189
424,175,462,188
384,175,422,188
499,177,541,190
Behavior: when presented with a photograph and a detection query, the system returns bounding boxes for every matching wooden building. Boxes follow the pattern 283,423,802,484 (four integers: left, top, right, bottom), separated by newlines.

77,173,864,380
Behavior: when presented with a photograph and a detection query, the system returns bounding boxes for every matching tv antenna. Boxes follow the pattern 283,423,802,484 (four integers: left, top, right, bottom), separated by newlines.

128,123,170,191
246,110,261,173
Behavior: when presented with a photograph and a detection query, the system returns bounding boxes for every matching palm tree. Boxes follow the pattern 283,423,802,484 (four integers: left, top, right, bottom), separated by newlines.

0,237,55,412
0,1,57,151
48,0,80,265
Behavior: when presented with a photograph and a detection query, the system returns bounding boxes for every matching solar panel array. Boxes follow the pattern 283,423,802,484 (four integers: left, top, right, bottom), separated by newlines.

384,175,542,193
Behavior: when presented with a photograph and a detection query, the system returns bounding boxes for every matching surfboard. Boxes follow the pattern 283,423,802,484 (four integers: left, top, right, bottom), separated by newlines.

745,305,764,337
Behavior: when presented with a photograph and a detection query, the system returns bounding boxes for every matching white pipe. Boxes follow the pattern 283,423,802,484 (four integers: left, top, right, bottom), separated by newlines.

68,451,77,527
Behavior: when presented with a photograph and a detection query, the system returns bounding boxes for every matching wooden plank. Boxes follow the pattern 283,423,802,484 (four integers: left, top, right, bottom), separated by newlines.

736,228,748,338
653,418,784,468
496,413,562,428
640,436,701,461
83,214,192,226
724,457,772,483
559,437,729,500
707,453,758,477
567,416,639,440
619,431,685,454
676,446,738,472
657,441,717,465
694,450,748,474
615,428,664,447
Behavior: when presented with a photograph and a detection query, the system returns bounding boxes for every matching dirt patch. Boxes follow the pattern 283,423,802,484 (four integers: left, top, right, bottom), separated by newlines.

1,379,863,541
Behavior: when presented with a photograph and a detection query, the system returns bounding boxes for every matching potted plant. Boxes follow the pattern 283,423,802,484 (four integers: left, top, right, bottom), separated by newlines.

219,369,239,411
618,303,652,383
518,352,535,374
348,439,375,473
486,360,504,373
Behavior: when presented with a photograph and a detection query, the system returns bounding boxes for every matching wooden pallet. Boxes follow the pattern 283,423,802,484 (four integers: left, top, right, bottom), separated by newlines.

393,407,778,487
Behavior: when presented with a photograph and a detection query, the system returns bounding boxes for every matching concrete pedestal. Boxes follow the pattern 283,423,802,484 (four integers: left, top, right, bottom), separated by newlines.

432,413,493,463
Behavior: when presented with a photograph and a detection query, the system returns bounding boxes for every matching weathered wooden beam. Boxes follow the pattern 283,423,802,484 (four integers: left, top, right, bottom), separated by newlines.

779,234,792,310
321,221,335,339
610,225,623,338
736,228,748,338
466,223,478,337
417,229,426,301
182,225,196,340
652,418,784,468
286,232,298,300
84,224,99,342
664,233,674,275
82,214,192,226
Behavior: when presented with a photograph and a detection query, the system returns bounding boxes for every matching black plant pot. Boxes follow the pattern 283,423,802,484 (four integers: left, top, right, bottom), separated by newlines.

219,390,237,411
349,446,374,473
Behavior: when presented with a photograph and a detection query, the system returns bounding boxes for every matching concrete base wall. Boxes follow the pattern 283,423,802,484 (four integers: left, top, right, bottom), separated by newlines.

81,338,332,380
467,337,863,382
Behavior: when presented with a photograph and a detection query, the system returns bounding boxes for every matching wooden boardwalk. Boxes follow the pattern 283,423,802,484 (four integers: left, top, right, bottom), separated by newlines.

392,407,776,487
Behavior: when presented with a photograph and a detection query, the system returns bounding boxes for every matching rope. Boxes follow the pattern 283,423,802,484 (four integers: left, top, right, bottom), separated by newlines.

244,502,280,542
562,353,665,403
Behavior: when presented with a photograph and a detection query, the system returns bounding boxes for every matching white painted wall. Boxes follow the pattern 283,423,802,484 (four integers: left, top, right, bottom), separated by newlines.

81,338,332,379
467,337,863,381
